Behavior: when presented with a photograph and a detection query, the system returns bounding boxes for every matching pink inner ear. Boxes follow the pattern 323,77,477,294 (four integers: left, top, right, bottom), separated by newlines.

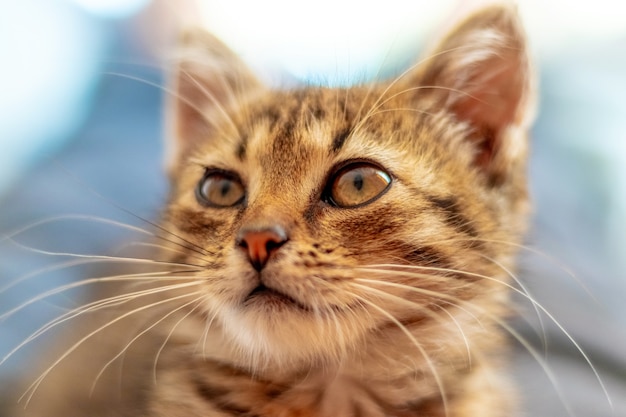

407,5,532,181
454,59,524,131
451,54,526,170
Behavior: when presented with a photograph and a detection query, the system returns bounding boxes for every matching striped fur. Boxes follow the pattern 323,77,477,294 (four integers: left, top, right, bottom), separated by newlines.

13,4,535,417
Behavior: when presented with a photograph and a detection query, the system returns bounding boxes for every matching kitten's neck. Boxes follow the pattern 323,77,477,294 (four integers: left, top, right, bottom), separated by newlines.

168,315,476,416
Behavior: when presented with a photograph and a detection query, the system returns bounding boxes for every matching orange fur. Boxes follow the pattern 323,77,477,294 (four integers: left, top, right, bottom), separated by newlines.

12,4,535,417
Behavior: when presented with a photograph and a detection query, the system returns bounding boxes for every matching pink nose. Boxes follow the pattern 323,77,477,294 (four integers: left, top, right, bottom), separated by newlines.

237,226,288,271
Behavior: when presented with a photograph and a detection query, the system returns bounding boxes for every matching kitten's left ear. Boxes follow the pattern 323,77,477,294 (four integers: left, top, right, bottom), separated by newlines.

165,30,263,172
406,4,535,185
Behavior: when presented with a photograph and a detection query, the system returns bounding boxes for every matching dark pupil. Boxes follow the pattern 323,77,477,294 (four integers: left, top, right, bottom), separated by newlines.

353,173,364,191
219,180,231,196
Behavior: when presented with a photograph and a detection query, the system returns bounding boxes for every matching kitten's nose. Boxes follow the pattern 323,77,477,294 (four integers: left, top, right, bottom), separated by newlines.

236,226,288,271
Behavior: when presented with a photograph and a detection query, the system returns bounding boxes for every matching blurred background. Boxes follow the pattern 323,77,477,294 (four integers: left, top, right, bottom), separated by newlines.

0,0,624,415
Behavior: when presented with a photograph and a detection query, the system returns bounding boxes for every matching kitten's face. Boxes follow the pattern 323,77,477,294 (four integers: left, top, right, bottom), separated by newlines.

162,7,533,368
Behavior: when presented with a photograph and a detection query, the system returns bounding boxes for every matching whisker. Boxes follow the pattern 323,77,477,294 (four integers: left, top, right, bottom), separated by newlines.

481,238,596,301
114,241,209,264
355,275,581,417
364,107,435,119
344,290,449,417
352,45,481,135
354,272,613,411
5,237,204,268
478,253,548,355
424,236,595,301
1,214,153,244
353,85,484,135
104,70,227,140
1,270,200,322
90,295,206,395
20,290,204,406
492,312,578,417
200,308,220,362
177,67,242,138
1,280,204,367
48,163,214,258
351,33,403,131
153,299,207,384
1,257,111,295
350,282,474,367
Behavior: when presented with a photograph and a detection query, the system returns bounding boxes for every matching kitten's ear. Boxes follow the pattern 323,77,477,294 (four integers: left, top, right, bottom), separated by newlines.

410,4,535,185
165,29,263,172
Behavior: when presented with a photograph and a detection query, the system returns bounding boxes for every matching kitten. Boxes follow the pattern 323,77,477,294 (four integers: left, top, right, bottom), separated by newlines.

10,3,534,416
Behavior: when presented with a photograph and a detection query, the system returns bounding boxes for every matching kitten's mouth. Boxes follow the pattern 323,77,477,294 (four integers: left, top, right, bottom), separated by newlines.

244,284,309,311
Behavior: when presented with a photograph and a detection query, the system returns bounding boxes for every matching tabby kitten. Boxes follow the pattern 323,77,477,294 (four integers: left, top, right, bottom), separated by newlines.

13,4,534,417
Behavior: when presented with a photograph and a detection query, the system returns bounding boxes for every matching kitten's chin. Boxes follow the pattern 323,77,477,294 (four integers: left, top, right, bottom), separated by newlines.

215,299,363,369
243,284,311,312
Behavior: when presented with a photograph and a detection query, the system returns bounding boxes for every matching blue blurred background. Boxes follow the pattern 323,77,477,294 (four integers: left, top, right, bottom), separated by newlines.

0,1,624,415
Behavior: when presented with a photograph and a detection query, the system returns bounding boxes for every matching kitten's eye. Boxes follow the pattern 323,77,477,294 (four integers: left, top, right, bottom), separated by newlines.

196,170,245,207
326,163,392,208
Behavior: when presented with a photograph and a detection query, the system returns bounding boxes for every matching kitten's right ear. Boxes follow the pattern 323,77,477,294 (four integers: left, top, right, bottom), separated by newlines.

165,29,262,172
400,4,535,186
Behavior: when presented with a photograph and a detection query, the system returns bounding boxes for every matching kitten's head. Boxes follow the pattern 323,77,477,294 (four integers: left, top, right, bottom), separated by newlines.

162,5,534,370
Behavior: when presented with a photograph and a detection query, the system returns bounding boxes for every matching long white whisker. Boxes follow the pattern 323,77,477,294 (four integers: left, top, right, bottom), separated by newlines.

353,85,484,136
353,276,580,416
439,237,595,300
353,45,481,135
478,253,548,355
348,34,404,133
1,280,204,368
200,309,220,362
42,163,214,258
1,215,152,242
90,295,205,395
178,67,242,139
344,290,449,417
114,241,209,264
354,272,613,411
20,290,203,406
484,309,579,417
153,299,207,385
1,271,201,323
106,70,236,146
1,257,115,295
350,282,474,368
5,237,204,268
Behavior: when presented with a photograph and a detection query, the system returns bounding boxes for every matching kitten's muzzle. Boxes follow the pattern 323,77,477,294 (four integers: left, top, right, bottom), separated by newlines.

236,225,288,271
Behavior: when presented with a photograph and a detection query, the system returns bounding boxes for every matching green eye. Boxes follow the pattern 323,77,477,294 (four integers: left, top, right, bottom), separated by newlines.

196,170,245,207
326,163,392,208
